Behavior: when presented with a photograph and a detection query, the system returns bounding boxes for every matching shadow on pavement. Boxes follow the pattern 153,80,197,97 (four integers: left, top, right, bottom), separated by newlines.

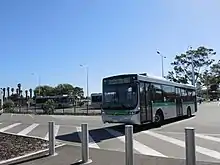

56,115,194,144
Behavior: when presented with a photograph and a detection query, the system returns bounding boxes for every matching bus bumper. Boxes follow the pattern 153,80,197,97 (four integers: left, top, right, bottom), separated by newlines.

101,113,140,125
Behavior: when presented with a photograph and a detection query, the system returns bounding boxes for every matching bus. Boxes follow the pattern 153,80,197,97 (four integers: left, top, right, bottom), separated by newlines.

90,93,102,109
35,95,74,109
0,89,3,115
101,73,197,125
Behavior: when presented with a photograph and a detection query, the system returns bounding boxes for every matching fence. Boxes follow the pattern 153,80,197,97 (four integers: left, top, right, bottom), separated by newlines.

3,104,101,116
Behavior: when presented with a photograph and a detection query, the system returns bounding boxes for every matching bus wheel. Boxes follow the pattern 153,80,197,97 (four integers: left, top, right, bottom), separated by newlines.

187,107,191,117
155,110,164,127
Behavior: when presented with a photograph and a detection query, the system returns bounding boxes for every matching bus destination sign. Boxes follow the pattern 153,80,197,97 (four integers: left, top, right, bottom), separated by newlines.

104,77,133,85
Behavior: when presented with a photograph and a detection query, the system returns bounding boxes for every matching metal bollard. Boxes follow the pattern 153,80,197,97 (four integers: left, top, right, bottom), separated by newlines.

125,125,134,165
49,121,55,156
185,127,196,165
81,123,89,163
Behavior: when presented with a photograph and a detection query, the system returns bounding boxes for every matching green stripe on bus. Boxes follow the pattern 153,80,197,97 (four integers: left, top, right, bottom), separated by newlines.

152,101,194,107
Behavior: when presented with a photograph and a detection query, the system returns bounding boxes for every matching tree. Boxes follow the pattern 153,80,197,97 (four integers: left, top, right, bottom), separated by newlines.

25,90,28,99
42,99,55,114
3,99,15,113
209,60,220,83
200,60,220,85
16,88,19,95
33,84,84,99
11,88,14,95
2,88,5,100
17,83,21,96
7,87,10,98
34,85,55,96
54,84,74,95
73,87,84,99
29,88,33,98
167,46,216,84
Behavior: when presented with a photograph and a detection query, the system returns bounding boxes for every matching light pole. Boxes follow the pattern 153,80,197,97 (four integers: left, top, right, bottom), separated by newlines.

31,73,41,96
157,51,166,78
80,64,89,114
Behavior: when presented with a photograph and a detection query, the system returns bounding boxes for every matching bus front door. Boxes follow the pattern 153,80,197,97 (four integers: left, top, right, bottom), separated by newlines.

176,88,183,116
145,83,152,121
140,82,147,123
140,82,152,123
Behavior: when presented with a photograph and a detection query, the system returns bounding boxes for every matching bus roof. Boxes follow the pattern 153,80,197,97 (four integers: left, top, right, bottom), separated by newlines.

103,73,195,90
91,93,102,96
35,95,72,99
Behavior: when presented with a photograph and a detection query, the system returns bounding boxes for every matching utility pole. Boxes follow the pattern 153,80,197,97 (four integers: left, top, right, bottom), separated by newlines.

157,51,166,78
31,73,41,96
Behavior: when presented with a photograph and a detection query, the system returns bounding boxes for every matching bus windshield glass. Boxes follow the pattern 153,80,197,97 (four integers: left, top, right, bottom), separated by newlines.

91,95,102,103
102,83,138,110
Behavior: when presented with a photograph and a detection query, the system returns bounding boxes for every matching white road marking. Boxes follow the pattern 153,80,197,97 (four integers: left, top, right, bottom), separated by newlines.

76,127,100,149
28,114,34,119
0,123,21,132
143,131,220,160
44,125,60,140
106,128,166,157
17,123,39,136
160,117,195,129
155,131,220,137
195,134,220,142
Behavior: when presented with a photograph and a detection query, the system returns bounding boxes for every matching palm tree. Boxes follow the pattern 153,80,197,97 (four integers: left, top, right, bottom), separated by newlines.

11,88,14,95
7,87,10,98
16,88,19,95
17,83,21,96
29,88,33,98
25,90,28,99
2,88,5,100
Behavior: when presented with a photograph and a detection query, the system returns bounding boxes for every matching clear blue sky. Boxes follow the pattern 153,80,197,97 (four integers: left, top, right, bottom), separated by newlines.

1,0,220,95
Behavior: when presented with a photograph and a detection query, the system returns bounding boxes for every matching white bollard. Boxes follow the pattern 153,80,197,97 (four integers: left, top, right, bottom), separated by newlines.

81,123,89,163
185,127,196,165
125,125,134,165
49,121,55,156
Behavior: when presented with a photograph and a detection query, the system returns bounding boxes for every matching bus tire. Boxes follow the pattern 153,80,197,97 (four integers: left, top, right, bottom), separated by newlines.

155,110,164,127
187,107,191,117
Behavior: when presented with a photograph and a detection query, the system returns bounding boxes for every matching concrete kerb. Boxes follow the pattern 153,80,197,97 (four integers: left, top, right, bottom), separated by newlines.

0,131,65,165
0,143,66,165
0,131,49,141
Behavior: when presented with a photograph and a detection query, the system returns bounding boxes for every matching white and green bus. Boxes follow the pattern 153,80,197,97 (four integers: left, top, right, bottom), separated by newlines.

101,73,197,125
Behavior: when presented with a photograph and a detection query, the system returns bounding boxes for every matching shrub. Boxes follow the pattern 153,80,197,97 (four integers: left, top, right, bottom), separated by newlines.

42,99,56,114
3,99,15,113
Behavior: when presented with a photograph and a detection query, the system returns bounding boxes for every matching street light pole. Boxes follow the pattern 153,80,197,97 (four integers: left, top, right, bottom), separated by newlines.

157,51,166,78
31,73,41,95
80,65,89,114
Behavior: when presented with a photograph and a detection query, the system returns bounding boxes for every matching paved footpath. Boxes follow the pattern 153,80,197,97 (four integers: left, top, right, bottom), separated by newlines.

19,145,220,165
1,102,220,163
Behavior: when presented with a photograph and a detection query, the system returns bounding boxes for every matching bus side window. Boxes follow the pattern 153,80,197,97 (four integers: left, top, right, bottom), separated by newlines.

162,85,175,102
151,84,163,103
181,88,187,101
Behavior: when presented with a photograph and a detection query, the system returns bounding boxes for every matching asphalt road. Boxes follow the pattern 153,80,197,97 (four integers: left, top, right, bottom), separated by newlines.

0,102,220,163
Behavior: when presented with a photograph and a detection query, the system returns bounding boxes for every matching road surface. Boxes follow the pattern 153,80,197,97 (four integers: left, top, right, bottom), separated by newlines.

0,102,219,162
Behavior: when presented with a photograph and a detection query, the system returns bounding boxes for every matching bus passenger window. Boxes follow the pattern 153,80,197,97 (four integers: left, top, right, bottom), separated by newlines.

151,84,163,103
